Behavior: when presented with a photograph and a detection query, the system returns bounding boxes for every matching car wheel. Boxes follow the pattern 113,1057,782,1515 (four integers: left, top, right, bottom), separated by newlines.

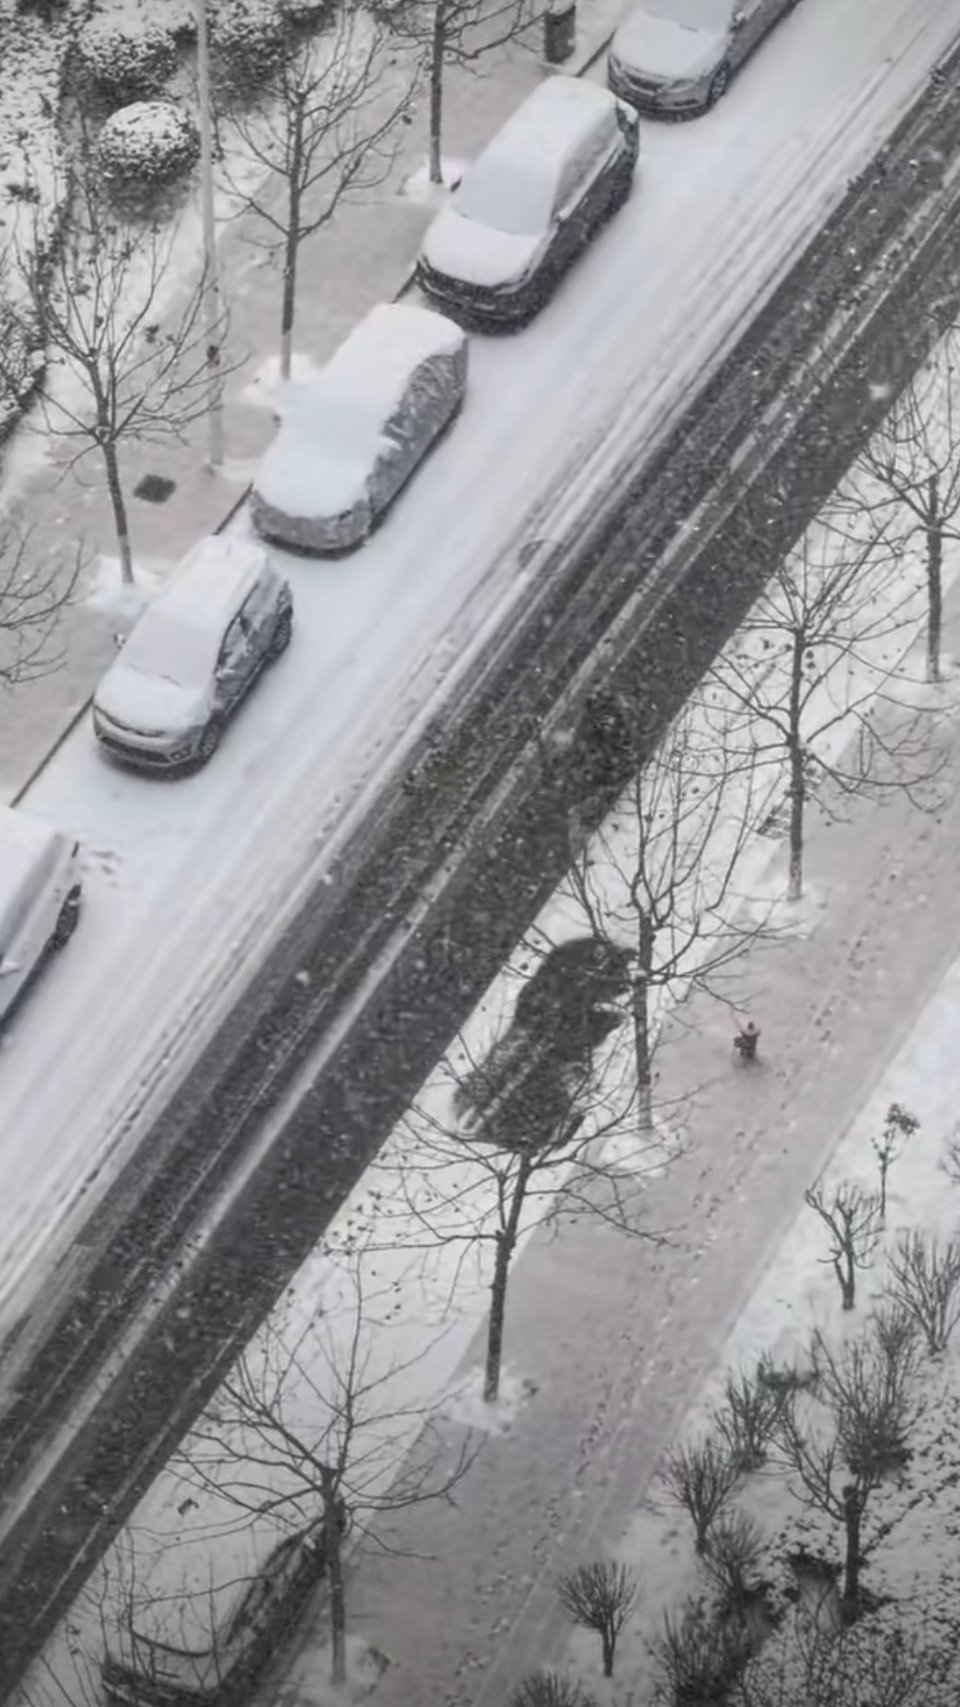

52,886,81,950
706,61,730,107
269,606,293,659
197,717,224,765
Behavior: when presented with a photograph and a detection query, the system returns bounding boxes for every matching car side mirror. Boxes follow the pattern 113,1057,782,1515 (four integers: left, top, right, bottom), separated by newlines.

112,630,125,650
731,8,745,28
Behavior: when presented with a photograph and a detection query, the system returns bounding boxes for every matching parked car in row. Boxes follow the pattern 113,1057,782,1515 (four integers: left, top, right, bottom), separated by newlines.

251,302,468,555
417,75,639,329
93,537,293,771
0,806,81,1025
608,0,796,117
102,1518,341,1707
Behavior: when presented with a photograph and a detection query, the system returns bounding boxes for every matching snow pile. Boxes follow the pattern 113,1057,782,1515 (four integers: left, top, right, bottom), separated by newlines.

76,14,180,106
98,100,200,187
401,159,466,206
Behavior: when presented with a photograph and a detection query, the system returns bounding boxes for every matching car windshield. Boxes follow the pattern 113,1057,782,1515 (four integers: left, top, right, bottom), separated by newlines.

642,0,731,27
455,153,554,237
121,611,216,690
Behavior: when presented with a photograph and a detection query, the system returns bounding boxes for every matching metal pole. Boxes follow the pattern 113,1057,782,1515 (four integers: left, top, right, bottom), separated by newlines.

196,0,224,469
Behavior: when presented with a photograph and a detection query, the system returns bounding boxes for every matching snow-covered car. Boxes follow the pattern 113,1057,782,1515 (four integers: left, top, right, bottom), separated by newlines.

608,0,796,117
251,302,468,555
416,77,639,329
0,806,81,1025
92,537,293,771
101,1518,343,1707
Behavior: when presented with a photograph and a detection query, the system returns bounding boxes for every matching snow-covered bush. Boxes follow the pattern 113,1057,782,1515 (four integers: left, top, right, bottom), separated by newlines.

209,0,291,89
98,102,200,188
0,293,43,438
76,16,179,106
281,0,330,20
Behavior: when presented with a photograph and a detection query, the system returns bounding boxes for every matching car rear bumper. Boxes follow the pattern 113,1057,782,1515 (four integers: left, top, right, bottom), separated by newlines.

251,492,369,556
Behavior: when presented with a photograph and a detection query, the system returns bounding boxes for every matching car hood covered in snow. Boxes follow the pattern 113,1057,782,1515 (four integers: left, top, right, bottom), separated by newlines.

94,662,209,736
611,7,727,80
421,210,543,290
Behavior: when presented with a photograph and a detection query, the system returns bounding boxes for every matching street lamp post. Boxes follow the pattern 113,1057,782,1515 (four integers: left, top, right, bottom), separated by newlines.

196,0,224,469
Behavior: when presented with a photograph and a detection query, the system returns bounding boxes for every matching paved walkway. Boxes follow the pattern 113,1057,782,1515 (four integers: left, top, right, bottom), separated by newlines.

277,602,960,1705
0,7,615,802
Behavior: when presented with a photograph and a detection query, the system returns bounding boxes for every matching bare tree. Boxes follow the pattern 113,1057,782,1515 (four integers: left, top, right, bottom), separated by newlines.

701,1510,765,1622
19,170,225,585
357,937,670,1403
851,328,960,684
649,1595,752,1707
0,517,81,695
563,697,772,1129
872,1101,919,1222
774,1317,920,1622
885,1230,960,1356
178,1261,475,1686
805,1180,883,1311
658,1435,740,1556
940,1124,960,1189
734,1606,960,1707
709,503,940,901
383,0,543,186
225,6,419,377
715,1361,787,1472
510,1676,597,1707
557,1561,638,1678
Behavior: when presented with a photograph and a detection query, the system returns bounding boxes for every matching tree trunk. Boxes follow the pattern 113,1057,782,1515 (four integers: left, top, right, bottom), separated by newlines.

429,2,445,185
601,1627,615,1678
787,635,805,902
323,1473,347,1685
101,436,133,585
925,473,943,684
633,906,655,1130
280,112,304,381
836,1251,855,1311
841,1484,862,1621
484,1154,533,1402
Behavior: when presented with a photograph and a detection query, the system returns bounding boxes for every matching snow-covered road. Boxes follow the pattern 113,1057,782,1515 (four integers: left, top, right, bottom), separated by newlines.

0,0,956,1343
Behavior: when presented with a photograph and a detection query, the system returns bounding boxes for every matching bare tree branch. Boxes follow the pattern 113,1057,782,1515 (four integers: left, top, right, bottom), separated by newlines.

708,498,945,901
0,517,81,694
223,5,420,377
17,156,231,585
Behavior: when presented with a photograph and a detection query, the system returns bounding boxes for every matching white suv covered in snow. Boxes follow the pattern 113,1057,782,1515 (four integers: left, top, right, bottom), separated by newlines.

92,537,293,771
0,806,81,1024
417,77,638,327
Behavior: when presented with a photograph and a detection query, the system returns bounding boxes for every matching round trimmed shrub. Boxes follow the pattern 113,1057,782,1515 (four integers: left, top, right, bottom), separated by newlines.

280,0,330,20
98,101,200,188
0,294,43,435
209,0,291,89
76,17,179,106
